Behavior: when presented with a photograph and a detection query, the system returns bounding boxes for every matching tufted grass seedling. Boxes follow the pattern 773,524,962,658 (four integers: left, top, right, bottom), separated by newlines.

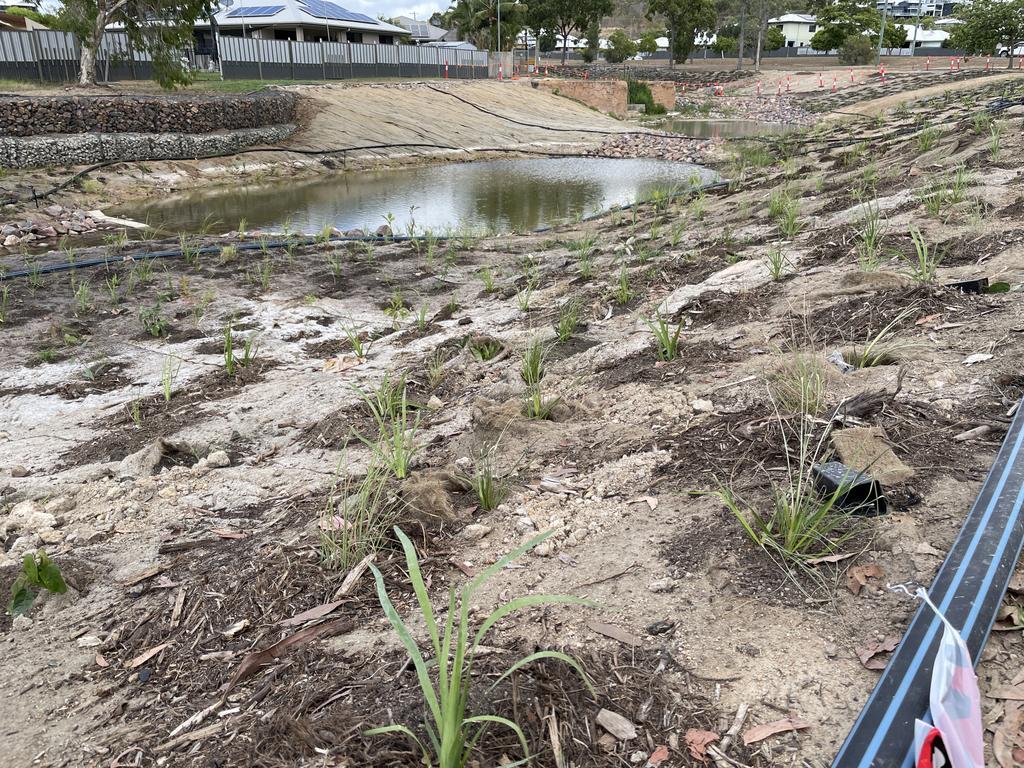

645,310,683,362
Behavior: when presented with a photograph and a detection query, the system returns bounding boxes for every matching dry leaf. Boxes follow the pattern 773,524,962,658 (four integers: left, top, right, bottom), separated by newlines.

915,313,941,326
221,619,250,638
646,744,670,766
986,685,1024,701
596,709,637,740
588,621,641,646
324,355,365,372
127,642,170,669
627,496,659,510
742,718,811,746
95,653,109,668
857,635,901,670
846,563,885,595
994,701,1023,768
685,729,719,762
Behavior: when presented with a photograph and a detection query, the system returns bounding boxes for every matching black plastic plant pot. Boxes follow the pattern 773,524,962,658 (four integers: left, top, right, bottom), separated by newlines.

811,461,888,517
945,277,989,294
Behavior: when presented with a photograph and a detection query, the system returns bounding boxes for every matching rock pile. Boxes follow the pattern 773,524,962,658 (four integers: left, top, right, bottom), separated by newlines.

0,91,299,137
587,132,716,163
1,204,111,249
677,94,815,125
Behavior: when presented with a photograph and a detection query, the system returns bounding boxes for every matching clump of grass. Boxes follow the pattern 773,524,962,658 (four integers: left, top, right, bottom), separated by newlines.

524,381,560,420
765,246,789,281
366,527,591,767
645,310,683,362
972,111,992,134
845,307,916,368
554,299,581,343
426,348,448,389
355,385,420,479
343,325,372,358
917,126,939,152
613,264,634,305
856,200,886,271
161,355,180,403
469,336,503,362
320,461,396,570
478,267,496,293
520,337,547,387
0,284,9,324
768,354,827,416
515,284,533,312
467,441,509,512
989,121,1004,162
901,227,940,284
361,372,408,421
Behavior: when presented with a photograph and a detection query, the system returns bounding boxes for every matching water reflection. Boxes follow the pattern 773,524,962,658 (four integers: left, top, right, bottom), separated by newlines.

120,158,717,236
652,119,797,139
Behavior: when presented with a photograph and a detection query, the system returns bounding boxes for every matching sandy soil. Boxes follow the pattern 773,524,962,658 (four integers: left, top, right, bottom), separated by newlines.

1,73,1024,768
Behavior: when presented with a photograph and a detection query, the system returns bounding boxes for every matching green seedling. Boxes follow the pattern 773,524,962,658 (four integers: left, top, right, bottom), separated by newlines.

645,310,683,362
8,550,66,616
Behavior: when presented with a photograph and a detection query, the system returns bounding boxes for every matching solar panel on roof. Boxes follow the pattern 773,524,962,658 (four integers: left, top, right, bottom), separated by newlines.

226,5,284,16
298,0,376,23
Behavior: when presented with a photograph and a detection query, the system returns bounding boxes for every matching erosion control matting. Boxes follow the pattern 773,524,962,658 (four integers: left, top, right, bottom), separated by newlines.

833,396,1024,768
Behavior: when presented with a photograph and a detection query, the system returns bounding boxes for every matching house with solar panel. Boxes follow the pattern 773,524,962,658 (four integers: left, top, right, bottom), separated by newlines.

198,0,409,46
392,15,457,45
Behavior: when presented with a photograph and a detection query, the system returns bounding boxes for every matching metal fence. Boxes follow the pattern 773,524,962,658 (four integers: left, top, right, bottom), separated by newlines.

0,29,489,83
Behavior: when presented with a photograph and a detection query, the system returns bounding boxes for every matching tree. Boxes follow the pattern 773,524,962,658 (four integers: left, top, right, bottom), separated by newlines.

605,28,638,62
580,20,600,62
808,0,878,52
445,0,527,51
59,0,212,87
637,30,660,54
711,35,737,55
878,23,908,53
838,32,872,64
528,0,613,64
949,0,1024,68
765,25,784,51
646,0,717,65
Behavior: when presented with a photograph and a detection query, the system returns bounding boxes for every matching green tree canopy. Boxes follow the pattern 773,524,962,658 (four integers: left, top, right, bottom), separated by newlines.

444,0,527,51
637,30,660,54
527,0,612,64
605,28,638,61
809,0,878,52
646,0,716,65
765,25,785,51
59,0,213,87
949,0,1024,67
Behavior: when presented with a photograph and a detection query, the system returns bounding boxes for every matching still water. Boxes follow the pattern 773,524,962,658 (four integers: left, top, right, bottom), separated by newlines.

119,157,718,236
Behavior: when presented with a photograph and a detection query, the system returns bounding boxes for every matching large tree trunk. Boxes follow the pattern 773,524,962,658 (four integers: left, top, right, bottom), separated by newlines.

561,31,568,64
78,11,107,85
736,4,746,70
753,4,765,72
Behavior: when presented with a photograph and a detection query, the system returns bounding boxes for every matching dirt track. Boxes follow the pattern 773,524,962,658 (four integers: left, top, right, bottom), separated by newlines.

1,72,1024,768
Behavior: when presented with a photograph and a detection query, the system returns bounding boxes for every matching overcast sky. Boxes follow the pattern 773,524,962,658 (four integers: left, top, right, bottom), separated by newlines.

318,0,447,19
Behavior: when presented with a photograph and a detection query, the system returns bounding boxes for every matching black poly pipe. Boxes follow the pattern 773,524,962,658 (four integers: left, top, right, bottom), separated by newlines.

834,397,1024,767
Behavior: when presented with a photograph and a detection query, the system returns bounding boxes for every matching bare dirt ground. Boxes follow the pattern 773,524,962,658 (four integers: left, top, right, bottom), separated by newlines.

1,74,1024,768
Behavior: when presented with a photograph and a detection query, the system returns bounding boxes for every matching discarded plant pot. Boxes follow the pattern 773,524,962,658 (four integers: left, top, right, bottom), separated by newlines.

811,461,888,516
945,277,988,294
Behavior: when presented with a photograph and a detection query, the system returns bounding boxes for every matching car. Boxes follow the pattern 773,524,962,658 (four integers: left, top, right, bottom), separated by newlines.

997,44,1024,57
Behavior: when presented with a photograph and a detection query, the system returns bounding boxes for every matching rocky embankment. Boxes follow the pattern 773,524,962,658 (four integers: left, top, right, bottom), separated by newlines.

1,204,120,249
587,132,716,162
677,93,816,125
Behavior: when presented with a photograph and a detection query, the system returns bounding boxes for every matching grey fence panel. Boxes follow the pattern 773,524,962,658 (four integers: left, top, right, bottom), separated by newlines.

0,29,492,83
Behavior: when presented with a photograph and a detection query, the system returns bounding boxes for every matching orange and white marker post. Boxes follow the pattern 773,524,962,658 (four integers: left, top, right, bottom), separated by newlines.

498,64,503,80
818,72,823,88
986,57,991,71
444,60,449,79
756,80,762,97
849,67,854,82
831,75,837,93
926,56,931,70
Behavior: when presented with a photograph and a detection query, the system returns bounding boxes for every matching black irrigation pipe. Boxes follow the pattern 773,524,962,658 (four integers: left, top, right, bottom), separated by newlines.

0,178,731,282
834,396,1024,768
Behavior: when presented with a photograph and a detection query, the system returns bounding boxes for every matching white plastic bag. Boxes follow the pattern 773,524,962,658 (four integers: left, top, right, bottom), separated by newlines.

913,588,984,768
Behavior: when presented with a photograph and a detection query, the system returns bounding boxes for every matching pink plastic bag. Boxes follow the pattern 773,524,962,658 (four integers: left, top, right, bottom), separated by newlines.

913,588,984,768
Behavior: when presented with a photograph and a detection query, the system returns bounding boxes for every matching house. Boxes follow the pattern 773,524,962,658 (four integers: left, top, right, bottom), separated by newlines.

203,0,408,43
768,13,818,48
0,10,47,29
897,23,951,47
876,0,960,19
394,15,456,44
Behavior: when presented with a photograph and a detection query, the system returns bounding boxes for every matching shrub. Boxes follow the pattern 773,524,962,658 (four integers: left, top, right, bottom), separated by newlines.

626,79,667,115
838,34,873,65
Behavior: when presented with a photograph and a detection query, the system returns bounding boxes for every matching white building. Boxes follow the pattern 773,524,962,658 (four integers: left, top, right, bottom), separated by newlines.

897,23,951,48
768,13,819,48
207,0,408,43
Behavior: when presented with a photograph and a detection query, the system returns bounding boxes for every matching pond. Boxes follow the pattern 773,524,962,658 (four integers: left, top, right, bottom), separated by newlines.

652,119,798,139
117,157,718,237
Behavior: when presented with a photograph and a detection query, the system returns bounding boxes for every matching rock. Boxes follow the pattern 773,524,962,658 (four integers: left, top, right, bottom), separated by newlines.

691,399,714,413
375,224,393,238
76,635,104,648
9,534,40,557
118,439,168,479
38,527,65,545
344,228,366,237
832,426,914,485
10,465,28,477
12,615,33,631
514,516,536,533
206,450,230,468
461,523,492,541
534,542,552,557
44,204,63,216
3,500,54,535
3,234,18,247
44,496,74,516
647,579,674,593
